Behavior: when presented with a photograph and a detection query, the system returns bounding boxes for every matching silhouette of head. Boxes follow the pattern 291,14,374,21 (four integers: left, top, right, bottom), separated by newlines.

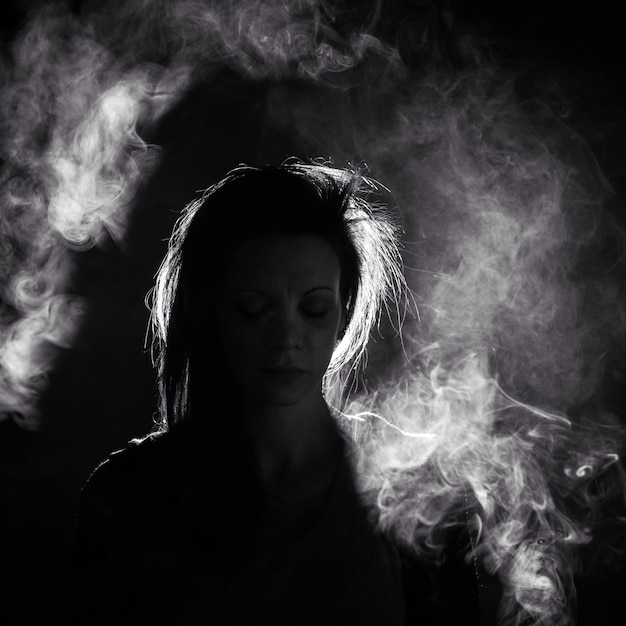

152,161,404,429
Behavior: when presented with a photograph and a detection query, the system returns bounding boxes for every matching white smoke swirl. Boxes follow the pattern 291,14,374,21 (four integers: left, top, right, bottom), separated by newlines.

0,1,624,623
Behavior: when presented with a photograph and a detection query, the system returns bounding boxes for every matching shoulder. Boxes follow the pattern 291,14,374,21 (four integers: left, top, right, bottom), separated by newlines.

81,427,191,505
86,430,162,481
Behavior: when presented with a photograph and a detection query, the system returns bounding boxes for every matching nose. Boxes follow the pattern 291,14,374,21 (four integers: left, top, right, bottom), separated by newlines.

267,308,303,350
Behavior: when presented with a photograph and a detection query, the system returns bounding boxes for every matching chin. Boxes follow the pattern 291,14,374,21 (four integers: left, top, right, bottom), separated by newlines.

256,383,319,408
236,370,324,409
258,390,311,407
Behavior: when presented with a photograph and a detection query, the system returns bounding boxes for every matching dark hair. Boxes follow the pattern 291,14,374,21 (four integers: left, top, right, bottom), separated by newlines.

150,161,406,431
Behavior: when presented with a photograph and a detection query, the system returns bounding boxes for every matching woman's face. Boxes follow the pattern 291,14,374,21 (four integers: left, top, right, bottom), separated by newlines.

214,235,345,408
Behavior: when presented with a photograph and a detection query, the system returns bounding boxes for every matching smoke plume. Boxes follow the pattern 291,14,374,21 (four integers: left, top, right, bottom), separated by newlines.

1,1,624,623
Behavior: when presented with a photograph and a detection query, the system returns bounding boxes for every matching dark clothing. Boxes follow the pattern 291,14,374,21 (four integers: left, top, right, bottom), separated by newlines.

69,424,407,625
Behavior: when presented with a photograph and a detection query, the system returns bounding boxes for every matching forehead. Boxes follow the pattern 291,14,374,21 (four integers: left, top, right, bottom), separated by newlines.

218,236,341,291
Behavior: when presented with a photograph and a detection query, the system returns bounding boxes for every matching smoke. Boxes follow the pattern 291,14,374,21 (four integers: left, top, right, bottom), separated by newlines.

1,0,625,622
328,65,626,625
0,1,188,425
0,0,402,419
261,37,626,622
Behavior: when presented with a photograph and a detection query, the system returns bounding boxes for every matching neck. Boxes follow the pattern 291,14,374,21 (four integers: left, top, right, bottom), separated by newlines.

238,392,340,482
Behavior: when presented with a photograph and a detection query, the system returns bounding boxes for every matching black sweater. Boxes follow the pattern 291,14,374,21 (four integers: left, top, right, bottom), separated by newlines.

69,424,407,625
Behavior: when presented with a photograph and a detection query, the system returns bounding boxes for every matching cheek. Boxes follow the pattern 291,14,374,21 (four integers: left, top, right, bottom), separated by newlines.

312,321,341,346
308,318,343,363
215,313,262,367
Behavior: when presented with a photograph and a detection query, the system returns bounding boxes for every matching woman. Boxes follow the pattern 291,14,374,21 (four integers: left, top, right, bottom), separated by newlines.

69,161,411,625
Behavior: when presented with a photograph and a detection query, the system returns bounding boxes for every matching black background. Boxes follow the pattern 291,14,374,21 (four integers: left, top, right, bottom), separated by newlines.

1,1,625,624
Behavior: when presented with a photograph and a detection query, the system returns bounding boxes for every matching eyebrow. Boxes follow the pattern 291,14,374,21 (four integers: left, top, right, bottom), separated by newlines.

302,287,336,295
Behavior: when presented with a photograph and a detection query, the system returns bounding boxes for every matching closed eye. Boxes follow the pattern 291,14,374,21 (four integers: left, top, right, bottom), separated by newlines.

300,293,335,318
234,295,268,318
